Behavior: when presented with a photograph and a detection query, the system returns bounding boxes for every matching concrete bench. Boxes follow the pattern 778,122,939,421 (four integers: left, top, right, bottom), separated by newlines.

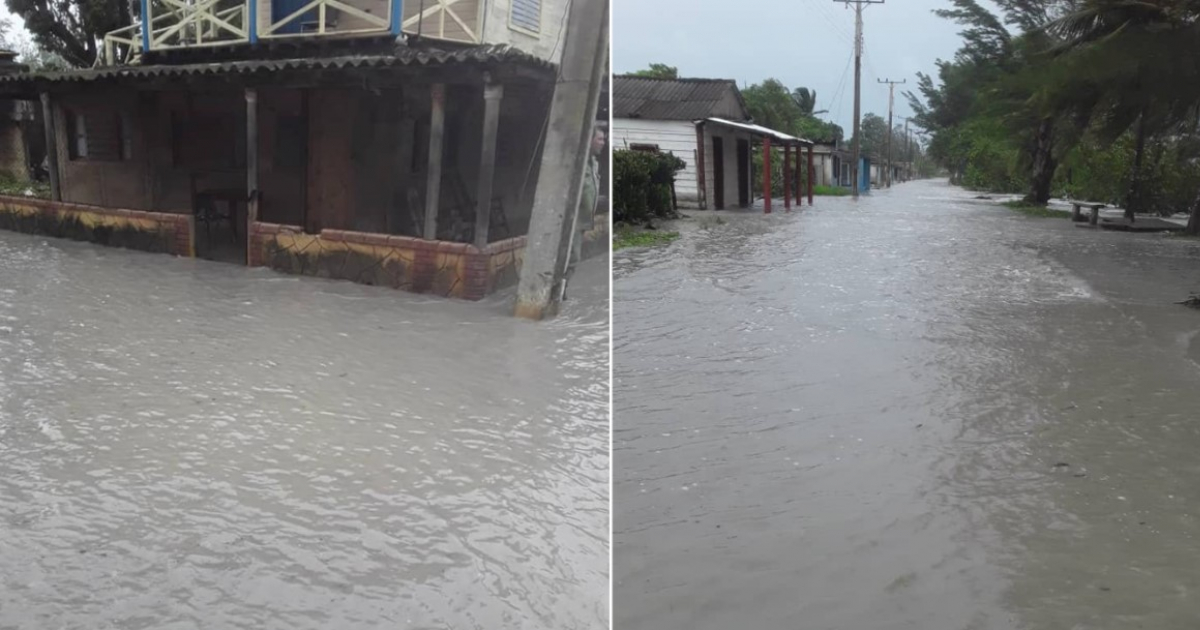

1071,201,1106,225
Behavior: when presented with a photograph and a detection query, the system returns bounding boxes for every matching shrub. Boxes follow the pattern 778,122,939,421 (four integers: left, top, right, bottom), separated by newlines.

613,150,686,224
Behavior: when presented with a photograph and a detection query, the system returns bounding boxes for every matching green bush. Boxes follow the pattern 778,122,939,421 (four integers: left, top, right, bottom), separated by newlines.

0,173,49,199
813,185,850,196
614,150,686,224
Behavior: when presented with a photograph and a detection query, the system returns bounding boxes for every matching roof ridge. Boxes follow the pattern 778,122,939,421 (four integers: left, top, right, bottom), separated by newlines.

614,75,737,84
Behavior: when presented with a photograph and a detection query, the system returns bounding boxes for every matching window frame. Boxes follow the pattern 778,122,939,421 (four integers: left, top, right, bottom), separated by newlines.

67,110,88,160
508,0,542,36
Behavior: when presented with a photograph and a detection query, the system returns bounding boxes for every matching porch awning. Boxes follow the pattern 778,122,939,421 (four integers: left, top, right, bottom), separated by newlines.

0,44,554,96
700,117,813,147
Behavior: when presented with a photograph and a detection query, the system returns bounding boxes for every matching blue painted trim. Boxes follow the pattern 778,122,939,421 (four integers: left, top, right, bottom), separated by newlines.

389,0,402,34
248,0,258,43
140,0,151,51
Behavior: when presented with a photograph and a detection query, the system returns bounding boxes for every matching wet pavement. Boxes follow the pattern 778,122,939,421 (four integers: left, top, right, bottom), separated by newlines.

0,233,609,629
614,179,1200,629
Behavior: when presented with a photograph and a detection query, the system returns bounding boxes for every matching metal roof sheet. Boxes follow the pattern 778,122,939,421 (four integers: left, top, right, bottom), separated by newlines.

612,75,749,121
0,44,551,86
704,117,813,146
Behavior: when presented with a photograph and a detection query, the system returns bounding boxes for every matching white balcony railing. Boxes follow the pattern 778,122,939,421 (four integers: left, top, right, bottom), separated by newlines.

97,0,484,66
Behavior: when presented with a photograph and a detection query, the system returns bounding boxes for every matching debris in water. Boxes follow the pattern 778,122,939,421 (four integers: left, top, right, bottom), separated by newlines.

1175,294,1200,308
1053,462,1070,469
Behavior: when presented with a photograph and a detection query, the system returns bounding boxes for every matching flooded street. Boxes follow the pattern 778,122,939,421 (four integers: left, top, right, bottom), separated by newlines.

0,233,609,629
614,179,1200,629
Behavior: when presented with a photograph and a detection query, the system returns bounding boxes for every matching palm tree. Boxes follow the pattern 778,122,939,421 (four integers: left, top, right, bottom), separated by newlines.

1046,0,1200,226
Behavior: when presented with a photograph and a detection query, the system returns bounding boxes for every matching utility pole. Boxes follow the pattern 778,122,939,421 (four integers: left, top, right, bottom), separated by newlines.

514,0,609,320
897,115,912,182
877,78,904,188
837,0,884,199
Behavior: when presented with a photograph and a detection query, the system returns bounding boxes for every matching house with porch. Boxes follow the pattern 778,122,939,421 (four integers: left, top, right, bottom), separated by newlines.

0,0,580,301
612,75,813,211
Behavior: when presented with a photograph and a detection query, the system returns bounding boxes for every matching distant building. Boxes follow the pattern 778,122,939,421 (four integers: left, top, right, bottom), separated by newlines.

612,75,811,210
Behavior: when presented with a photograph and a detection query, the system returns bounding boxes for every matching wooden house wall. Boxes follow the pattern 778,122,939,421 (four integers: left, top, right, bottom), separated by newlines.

50,78,552,244
612,118,700,205
56,90,151,210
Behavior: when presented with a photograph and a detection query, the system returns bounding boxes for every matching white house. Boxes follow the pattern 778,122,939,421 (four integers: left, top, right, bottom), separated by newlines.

612,76,754,209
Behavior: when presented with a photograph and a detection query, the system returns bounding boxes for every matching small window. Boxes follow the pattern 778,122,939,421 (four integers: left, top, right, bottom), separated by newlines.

509,0,541,34
66,109,129,162
67,111,88,160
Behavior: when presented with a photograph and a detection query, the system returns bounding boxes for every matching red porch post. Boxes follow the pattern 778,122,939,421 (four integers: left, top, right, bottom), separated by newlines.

807,145,815,205
795,150,803,206
783,144,791,211
763,137,772,214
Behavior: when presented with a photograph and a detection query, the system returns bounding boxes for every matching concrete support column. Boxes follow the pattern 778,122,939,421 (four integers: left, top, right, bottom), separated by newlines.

514,0,609,320
783,144,791,211
695,123,707,209
39,93,60,201
245,87,259,265
762,137,771,214
474,77,503,249
423,83,446,241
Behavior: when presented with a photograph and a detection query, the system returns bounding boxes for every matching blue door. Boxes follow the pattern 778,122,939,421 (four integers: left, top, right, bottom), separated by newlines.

272,0,316,33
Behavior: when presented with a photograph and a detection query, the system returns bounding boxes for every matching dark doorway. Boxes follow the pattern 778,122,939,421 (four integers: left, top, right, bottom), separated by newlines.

736,138,750,207
712,136,725,209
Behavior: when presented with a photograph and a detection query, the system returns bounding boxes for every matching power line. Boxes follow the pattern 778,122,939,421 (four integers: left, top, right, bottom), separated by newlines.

805,0,855,47
829,50,854,134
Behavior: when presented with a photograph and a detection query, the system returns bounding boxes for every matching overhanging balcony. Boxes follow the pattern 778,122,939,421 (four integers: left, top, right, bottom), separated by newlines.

99,0,484,66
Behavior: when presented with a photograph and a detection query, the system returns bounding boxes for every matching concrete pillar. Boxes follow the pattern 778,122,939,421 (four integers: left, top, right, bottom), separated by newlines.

762,137,771,214
423,83,446,240
783,144,791,211
245,87,258,264
245,88,258,220
474,78,503,249
39,93,60,201
514,0,609,320
695,123,706,209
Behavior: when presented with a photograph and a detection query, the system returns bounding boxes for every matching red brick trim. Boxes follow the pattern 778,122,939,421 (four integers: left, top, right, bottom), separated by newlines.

0,195,195,258
483,235,527,255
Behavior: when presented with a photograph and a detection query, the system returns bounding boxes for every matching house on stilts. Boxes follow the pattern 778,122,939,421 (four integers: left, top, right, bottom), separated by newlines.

0,0,589,300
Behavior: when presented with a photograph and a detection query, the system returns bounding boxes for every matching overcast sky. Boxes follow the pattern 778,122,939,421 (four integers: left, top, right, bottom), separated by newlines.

613,0,972,136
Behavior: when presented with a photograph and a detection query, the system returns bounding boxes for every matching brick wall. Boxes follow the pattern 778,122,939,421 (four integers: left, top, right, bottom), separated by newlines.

0,195,193,257
250,222,527,300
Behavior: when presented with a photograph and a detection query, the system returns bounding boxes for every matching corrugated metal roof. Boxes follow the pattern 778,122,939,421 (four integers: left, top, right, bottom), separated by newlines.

705,117,813,146
612,75,749,121
0,45,551,86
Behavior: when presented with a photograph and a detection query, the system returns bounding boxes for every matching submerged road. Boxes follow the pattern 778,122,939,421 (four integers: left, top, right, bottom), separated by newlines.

0,233,609,629
614,179,1200,629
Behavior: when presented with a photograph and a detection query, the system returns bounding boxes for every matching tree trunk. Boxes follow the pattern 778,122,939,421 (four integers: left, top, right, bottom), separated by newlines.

1024,118,1056,205
1126,114,1148,221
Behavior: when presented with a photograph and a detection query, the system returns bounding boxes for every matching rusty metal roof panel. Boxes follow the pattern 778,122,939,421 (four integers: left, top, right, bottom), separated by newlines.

612,75,749,121
0,45,552,86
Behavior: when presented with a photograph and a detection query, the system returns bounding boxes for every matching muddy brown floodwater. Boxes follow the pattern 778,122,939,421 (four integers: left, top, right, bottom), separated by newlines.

614,180,1200,630
0,232,609,629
